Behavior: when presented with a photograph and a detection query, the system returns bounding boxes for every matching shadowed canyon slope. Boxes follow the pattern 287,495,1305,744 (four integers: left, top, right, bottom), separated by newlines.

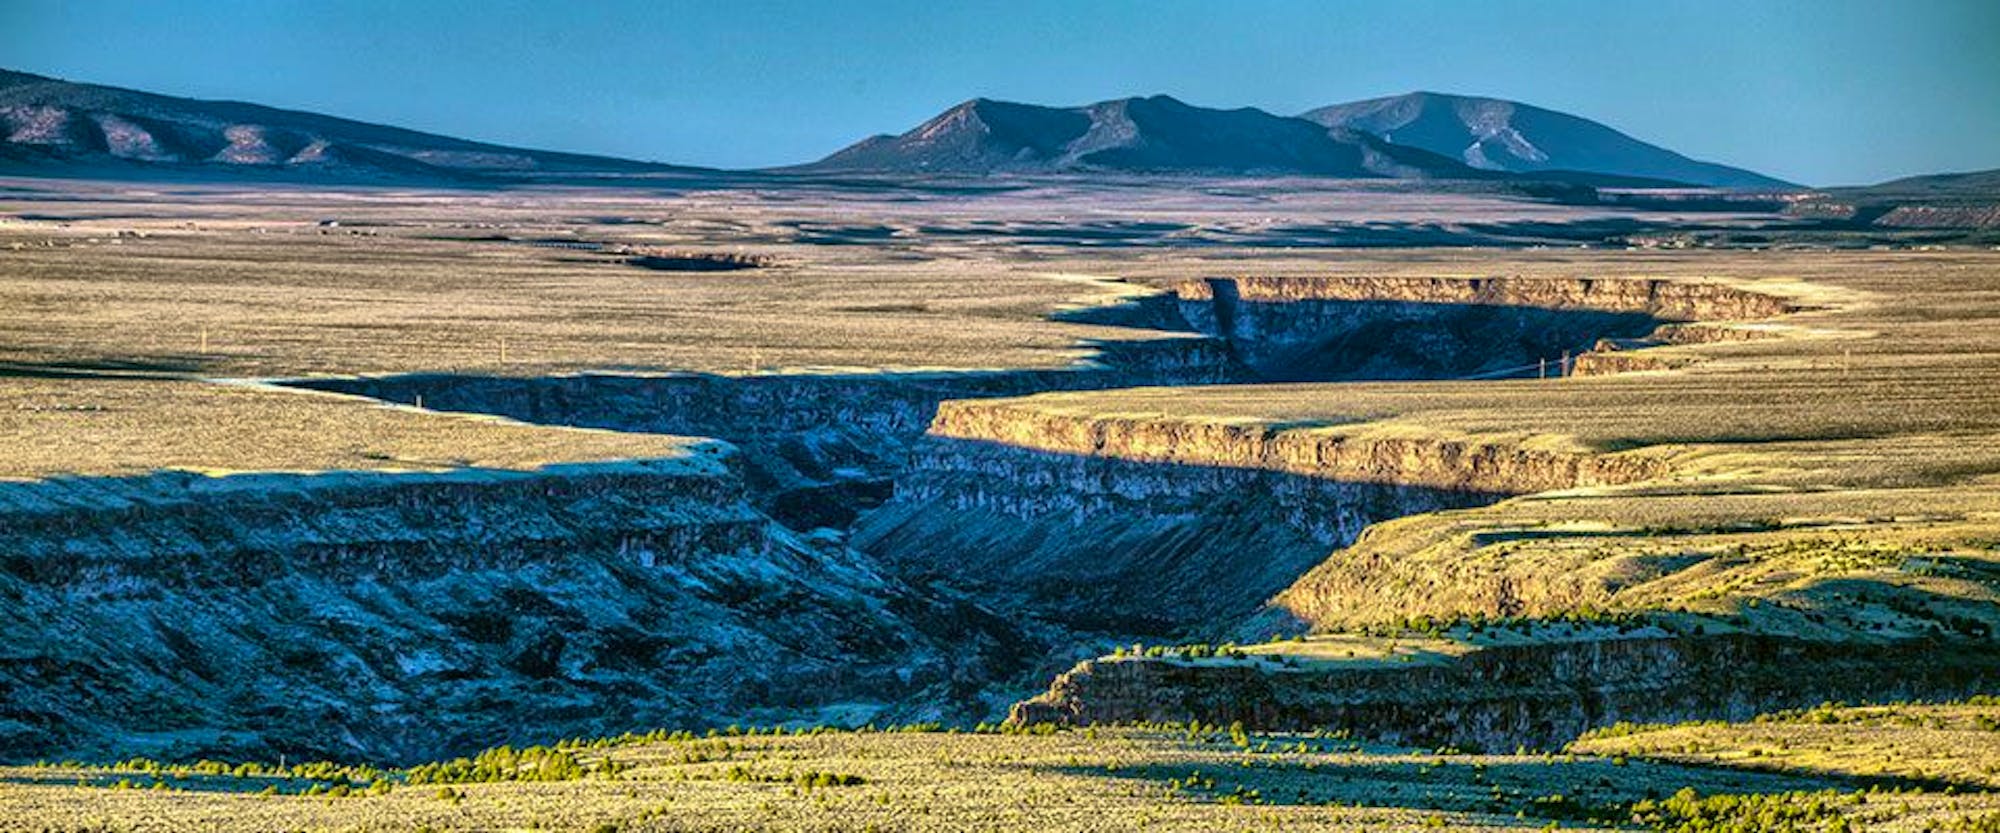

0,456,1025,762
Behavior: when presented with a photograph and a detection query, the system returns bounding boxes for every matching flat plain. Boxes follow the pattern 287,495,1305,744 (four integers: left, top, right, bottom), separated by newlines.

4,718,1997,832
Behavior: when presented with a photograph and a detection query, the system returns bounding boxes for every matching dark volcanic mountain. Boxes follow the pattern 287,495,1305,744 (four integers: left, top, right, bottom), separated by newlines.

1301,92,1793,189
0,68,689,181
800,95,1480,178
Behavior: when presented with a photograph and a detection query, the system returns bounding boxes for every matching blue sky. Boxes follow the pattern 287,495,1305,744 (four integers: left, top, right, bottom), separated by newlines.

3,0,1995,185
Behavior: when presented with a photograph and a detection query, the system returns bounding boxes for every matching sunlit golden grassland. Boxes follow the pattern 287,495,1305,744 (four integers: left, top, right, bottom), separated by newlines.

4,722,1997,832
0,181,1159,479
1572,699,2000,792
0,375,724,479
0,183,1181,379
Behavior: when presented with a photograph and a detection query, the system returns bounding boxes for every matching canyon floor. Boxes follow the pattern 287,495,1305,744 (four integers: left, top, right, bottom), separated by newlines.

2,174,1997,830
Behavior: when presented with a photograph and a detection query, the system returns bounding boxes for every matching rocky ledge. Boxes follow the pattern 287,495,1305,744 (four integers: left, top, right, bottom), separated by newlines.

1010,634,2000,750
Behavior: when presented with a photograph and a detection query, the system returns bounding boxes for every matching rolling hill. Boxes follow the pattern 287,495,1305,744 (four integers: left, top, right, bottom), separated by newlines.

1785,167,2000,228
0,68,691,181
1301,91,1793,189
1832,167,2000,200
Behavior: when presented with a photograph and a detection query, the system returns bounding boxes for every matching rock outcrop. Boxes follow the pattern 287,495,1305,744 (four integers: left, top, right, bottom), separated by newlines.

1010,635,2000,750
853,436,1496,634
923,401,1670,492
853,397,1668,636
1172,275,1793,380
1172,276,1795,320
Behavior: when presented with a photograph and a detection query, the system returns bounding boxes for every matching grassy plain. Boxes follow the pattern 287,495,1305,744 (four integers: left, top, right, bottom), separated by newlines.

1572,700,2000,790
0,375,717,479
5,722,1998,832
0,175,1802,379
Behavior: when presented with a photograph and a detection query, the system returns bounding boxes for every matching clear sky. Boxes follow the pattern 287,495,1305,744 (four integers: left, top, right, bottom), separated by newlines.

4,0,1995,185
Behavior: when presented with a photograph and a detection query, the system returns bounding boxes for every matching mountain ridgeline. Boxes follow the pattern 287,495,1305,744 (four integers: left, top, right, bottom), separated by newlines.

1301,92,1795,189
801,92,1791,188
11,66,1986,195
0,68,690,181
800,95,1479,179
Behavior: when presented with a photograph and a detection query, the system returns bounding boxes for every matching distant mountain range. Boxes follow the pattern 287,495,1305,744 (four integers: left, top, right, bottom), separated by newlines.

796,95,1486,180
1300,92,1793,189
800,92,1791,188
2,66,1991,201
0,68,692,181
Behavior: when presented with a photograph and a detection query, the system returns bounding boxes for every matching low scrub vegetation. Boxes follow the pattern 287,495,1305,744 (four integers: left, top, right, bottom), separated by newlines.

8,721,2000,831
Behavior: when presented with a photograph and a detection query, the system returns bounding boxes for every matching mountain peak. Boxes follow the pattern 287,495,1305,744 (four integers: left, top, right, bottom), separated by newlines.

0,66,688,181
1302,92,1793,188
802,94,1476,178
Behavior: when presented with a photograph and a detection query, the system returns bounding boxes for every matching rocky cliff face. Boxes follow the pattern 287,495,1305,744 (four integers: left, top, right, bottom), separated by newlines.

1172,276,1793,380
926,401,1670,492
853,436,1495,635
0,457,1030,763
852,398,1666,637
836,278,1753,636
1010,635,2000,750
1873,204,2000,229
1173,275,1795,319
294,336,1234,532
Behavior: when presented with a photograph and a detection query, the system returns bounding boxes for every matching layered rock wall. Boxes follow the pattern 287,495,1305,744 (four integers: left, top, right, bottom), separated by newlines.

854,436,1494,633
295,336,1235,443
1171,276,1794,321
925,402,1668,492
1010,635,2000,750
1169,276,1791,380
0,457,765,583
294,337,1236,530
854,401,1667,634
